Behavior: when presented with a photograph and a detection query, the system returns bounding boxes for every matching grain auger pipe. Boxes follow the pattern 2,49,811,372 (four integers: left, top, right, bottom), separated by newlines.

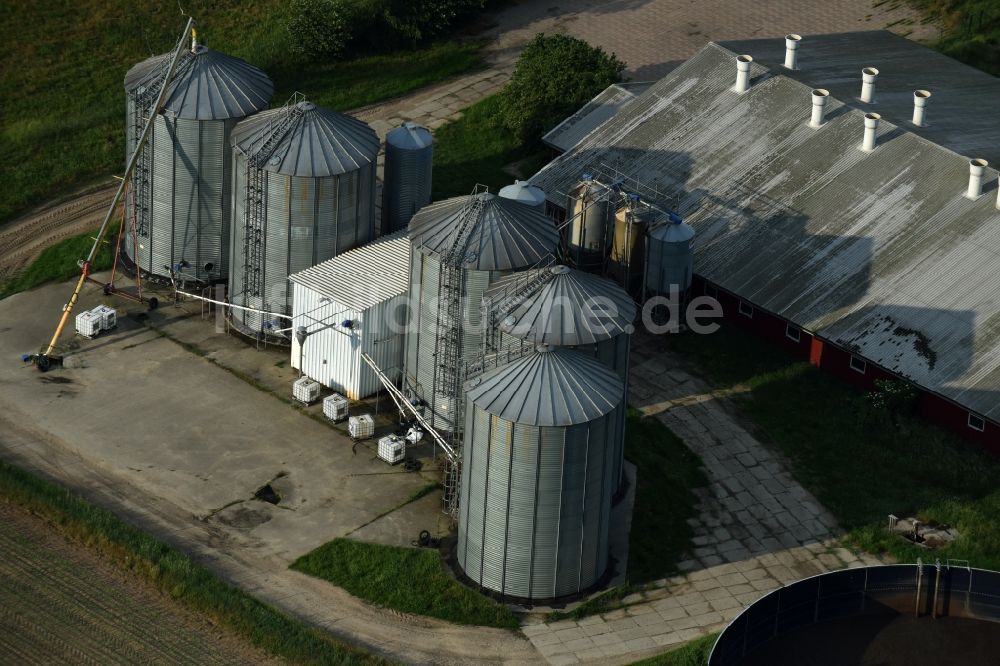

26,17,195,372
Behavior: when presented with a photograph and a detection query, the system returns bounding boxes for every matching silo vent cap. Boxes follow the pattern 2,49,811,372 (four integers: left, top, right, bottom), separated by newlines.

503,315,518,327
536,343,553,353
550,265,571,275
296,101,316,112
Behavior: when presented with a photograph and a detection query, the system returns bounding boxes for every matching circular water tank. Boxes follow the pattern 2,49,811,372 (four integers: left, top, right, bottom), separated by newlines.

458,345,624,599
646,215,695,296
124,44,273,283
566,174,611,271
498,180,546,208
228,100,379,335
485,264,636,491
383,122,433,234
404,192,560,433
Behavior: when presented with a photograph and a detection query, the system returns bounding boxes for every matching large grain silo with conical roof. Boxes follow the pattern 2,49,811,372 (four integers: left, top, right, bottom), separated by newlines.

404,191,559,438
228,98,379,335
124,37,273,283
483,265,635,490
457,345,623,599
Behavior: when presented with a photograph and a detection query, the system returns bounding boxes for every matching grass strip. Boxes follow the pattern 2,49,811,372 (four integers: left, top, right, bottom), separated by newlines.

0,459,386,665
292,538,520,630
629,633,718,665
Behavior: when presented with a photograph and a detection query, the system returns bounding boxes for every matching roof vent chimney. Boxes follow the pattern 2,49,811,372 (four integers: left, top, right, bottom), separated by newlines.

784,34,802,70
860,67,879,103
734,55,753,94
967,159,988,199
810,89,829,128
861,113,880,152
912,90,931,127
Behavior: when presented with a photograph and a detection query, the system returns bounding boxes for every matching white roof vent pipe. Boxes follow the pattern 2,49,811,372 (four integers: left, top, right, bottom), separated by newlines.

860,67,879,103
734,55,753,94
784,34,802,70
967,159,988,199
912,90,931,127
810,89,829,128
861,112,880,152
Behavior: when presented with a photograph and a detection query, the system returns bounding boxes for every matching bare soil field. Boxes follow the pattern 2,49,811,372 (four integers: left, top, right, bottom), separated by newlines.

0,500,281,666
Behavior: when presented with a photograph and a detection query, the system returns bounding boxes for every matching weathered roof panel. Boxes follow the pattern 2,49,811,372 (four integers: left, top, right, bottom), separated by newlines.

531,38,1000,420
289,233,410,311
542,81,653,153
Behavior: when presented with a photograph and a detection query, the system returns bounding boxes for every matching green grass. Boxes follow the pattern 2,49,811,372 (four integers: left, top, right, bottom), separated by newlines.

291,538,519,629
664,325,1000,568
432,94,549,199
0,459,384,665
0,1,484,225
629,633,717,666
0,226,115,299
625,409,709,583
911,0,1000,75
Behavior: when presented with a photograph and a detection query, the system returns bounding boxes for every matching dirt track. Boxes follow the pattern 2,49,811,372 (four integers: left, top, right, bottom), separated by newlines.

0,183,116,285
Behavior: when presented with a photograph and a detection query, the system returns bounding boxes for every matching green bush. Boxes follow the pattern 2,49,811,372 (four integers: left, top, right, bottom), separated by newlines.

287,0,353,59
380,0,486,45
865,379,918,425
498,33,625,141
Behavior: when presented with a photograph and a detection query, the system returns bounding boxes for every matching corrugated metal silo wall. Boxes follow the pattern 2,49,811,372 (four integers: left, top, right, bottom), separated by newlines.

383,141,433,234
126,114,235,282
403,248,498,432
647,237,693,293
230,160,378,333
458,407,615,599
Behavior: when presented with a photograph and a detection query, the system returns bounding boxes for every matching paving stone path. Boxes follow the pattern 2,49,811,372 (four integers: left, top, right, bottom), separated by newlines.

521,332,887,665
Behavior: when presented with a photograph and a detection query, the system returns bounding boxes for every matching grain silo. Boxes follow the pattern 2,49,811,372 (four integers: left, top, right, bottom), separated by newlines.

124,37,273,282
498,180,546,208
609,193,655,291
457,345,624,599
484,265,635,490
646,214,695,297
228,98,379,335
566,174,613,271
383,122,433,234
404,191,560,439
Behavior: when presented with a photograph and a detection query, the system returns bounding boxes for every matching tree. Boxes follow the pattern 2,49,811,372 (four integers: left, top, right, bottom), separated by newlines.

287,0,352,60
498,33,626,142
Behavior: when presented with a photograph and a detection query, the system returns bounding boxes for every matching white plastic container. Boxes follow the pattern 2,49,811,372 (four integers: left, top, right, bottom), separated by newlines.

92,305,117,330
75,311,101,338
293,377,322,404
349,414,375,440
377,435,406,464
323,393,349,422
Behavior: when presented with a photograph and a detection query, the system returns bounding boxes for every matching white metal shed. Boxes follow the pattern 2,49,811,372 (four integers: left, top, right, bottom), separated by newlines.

289,233,410,399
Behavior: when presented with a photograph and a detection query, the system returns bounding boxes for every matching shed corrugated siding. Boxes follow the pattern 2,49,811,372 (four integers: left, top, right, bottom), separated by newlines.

126,115,234,282
457,408,614,599
231,160,377,333
291,282,404,399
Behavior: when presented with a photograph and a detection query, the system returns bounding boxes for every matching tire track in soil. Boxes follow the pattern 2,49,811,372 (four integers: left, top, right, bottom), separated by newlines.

0,503,281,665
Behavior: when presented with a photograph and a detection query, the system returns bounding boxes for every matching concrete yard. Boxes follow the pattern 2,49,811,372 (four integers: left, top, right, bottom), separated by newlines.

0,277,540,664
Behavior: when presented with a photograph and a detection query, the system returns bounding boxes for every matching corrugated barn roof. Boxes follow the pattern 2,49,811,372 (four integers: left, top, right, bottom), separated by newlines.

465,345,624,426
531,35,1000,421
409,192,559,270
543,82,652,153
486,265,637,345
289,233,410,311
125,45,273,120
231,101,379,177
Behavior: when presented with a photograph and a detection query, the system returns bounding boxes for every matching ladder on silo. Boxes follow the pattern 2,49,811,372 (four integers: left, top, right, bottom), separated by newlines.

433,185,487,517
241,93,305,297
481,255,557,354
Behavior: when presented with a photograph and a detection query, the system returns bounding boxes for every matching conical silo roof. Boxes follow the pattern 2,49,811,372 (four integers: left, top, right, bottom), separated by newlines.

409,192,559,271
487,265,637,346
124,45,273,120
649,219,695,243
231,101,379,177
386,121,433,150
465,345,623,426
